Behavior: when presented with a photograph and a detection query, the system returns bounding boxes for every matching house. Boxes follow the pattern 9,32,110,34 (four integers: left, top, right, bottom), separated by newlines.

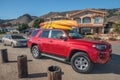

0,24,19,33
43,9,106,34
69,9,106,34
104,21,115,34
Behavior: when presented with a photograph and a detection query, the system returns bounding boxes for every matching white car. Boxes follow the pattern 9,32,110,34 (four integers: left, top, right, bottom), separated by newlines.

2,34,28,48
10,30,19,34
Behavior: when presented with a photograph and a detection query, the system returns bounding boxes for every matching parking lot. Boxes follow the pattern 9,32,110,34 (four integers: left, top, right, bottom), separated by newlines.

0,43,120,80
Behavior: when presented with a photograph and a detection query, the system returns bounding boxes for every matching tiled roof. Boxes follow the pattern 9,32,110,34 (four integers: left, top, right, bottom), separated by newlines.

70,9,106,17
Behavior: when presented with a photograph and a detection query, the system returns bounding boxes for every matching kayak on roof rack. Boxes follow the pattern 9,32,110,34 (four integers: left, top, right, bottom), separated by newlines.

39,20,79,30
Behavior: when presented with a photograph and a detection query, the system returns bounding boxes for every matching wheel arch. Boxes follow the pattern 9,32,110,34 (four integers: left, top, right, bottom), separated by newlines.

30,43,37,52
30,43,41,59
68,49,90,62
70,50,94,73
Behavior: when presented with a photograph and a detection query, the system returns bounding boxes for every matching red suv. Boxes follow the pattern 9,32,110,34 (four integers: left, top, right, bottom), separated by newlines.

28,29,112,73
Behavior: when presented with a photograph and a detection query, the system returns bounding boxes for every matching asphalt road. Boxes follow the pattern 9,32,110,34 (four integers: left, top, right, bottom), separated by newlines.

0,43,120,80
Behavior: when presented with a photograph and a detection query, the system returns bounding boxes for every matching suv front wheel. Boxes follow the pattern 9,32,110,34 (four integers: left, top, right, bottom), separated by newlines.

31,45,41,59
71,52,93,73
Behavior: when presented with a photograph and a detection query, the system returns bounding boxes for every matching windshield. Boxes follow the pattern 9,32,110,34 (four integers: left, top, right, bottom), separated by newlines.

12,35,25,39
66,30,83,39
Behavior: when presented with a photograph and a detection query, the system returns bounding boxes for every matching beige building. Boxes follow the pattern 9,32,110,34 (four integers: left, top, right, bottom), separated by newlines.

44,9,106,34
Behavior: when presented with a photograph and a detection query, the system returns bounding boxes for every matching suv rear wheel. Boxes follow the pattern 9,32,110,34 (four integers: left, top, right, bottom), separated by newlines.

71,52,93,73
31,45,41,59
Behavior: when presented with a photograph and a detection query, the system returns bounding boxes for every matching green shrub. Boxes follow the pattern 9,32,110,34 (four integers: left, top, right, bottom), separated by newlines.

87,33,93,35
17,23,28,32
109,37,117,41
0,39,2,42
13,32,19,34
84,36,94,40
94,36,101,40
0,31,6,34
33,18,44,28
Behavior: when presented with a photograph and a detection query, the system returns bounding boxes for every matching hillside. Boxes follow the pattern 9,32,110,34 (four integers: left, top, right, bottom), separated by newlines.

40,10,80,18
40,8,120,23
9,14,37,24
0,19,14,25
105,8,120,22
0,8,120,27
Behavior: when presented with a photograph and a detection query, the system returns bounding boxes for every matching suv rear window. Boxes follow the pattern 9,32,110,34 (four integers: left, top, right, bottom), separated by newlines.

31,30,39,37
40,30,50,38
51,30,64,39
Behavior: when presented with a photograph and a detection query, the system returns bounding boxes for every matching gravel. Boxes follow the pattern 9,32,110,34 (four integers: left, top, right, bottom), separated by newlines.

0,44,120,80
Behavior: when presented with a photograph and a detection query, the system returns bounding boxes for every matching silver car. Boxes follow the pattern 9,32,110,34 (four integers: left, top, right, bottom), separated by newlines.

2,34,28,48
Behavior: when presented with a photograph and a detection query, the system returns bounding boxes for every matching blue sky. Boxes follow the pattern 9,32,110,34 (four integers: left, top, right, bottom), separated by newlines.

0,0,120,19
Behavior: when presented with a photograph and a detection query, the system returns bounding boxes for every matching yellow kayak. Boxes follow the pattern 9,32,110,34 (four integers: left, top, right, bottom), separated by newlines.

42,24,72,30
40,20,78,30
51,20,78,27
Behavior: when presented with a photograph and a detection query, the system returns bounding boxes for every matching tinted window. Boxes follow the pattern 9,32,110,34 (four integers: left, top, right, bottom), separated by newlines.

94,17,103,24
40,30,50,38
66,30,83,39
51,30,64,39
83,17,91,23
11,35,25,39
8,35,11,39
74,18,81,23
5,35,8,38
31,30,39,37
5,35,11,39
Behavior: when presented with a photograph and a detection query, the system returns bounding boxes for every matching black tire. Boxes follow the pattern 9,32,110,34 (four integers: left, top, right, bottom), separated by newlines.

31,45,41,59
71,52,94,73
11,43,15,48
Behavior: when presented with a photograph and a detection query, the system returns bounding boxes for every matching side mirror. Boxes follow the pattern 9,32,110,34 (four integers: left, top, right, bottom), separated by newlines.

59,36,67,41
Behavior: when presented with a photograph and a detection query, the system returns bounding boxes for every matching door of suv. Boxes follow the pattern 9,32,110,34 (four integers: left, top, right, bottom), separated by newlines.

48,30,68,57
38,30,51,52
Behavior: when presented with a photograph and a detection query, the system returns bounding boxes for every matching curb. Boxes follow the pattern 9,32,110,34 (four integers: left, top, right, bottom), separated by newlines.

108,41,120,44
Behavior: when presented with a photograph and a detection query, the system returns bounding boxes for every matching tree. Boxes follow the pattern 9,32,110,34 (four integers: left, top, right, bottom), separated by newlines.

33,18,44,28
113,22,120,34
6,23,12,27
17,23,29,32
